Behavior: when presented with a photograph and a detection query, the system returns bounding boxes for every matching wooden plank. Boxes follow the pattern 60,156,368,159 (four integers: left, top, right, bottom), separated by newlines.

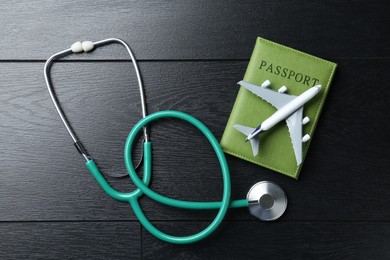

142,221,390,259
0,0,389,60
0,59,389,222
0,222,140,259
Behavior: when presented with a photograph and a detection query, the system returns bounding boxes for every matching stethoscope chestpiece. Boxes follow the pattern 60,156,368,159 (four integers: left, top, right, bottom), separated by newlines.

247,181,287,221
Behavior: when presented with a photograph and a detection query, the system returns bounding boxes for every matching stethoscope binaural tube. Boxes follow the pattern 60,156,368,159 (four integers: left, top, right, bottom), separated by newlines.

44,38,149,162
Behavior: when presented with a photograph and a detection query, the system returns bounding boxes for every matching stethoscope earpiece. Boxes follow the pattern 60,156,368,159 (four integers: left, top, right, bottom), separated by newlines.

71,41,94,53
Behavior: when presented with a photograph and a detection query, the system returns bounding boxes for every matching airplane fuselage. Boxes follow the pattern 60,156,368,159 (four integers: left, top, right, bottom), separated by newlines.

245,85,321,141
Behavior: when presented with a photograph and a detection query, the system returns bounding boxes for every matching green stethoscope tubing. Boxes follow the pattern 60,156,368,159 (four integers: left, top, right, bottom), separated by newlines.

86,110,248,244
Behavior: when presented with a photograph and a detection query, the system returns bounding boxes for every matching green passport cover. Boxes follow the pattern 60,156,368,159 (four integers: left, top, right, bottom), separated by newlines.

220,37,337,179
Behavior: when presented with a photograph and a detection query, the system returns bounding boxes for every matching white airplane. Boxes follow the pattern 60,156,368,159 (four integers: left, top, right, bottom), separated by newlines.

233,80,321,165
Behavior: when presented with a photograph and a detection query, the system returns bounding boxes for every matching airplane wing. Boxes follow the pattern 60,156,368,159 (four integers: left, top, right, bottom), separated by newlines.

285,107,303,165
233,124,260,156
238,80,305,164
238,80,296,109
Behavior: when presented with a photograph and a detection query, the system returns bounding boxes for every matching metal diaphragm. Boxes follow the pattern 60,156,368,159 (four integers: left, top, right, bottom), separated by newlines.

247,181,287,221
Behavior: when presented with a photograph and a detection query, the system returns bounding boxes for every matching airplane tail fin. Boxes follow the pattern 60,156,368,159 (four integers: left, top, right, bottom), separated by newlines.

233,124,260,156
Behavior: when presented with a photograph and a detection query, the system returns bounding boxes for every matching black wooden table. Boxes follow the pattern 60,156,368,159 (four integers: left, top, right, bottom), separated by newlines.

1,1,389,259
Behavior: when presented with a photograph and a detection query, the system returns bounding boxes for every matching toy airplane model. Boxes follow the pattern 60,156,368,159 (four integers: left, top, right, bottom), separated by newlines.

233,80,321,165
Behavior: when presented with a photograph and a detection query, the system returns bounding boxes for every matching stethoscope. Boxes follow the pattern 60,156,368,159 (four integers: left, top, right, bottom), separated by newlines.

44,38,287,244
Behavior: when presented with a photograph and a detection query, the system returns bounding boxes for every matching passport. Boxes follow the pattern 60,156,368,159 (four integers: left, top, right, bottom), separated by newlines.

220,37,337,179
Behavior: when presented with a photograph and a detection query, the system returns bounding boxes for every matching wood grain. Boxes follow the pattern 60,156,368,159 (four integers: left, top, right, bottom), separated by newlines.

0,222,140,259
1,1,390,258
0,0,389,60
142,221,390,259
0,60,389,222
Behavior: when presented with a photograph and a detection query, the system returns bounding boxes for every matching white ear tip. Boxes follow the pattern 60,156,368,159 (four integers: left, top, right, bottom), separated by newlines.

261,80,271,88
302,134,310,143
71,41,83,53
82,41,94,52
